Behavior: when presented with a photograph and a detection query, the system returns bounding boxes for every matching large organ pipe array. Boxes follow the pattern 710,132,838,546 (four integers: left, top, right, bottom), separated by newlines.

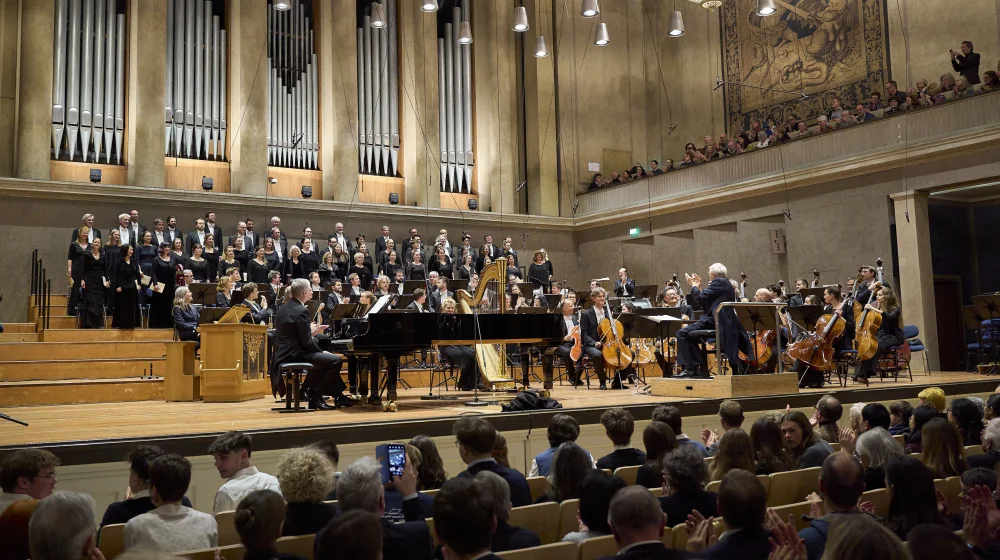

51,0,127,164
268,0,318,170
438,1,473,192
165,0,227,160
356,0,399,177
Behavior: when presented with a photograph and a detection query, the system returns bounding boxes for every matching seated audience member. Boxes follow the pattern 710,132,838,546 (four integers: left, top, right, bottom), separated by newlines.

822,515,910,559
918,387,947,415
563,470,627,544
702,400,744,457
888,400,913,438
905,404,939,454
383,445,434,523
907,523,976,560
315,510,383,560
920,417,968,478
27,491,100,560
812,395,843,443
537,442,593,504
949,397,985,446
781,410,834,468
635,421,679,488
475,471,540,553
596,486,684,560
124,454,218,552
275,447,336,536
0,497,37,560
970,418,1000,469
798,452,869,560
236,489,306,560
408,435,448,491
452,418,530,507
855,428,904,491
333,457,433,560
209,431,281,514
492,431,510,468
884,455,949,540
750,417,793,475
947,467,999,530
596,408,647,471
101,445,193,527
686,470,770,560
709,429,756,482
986,393,1000,421
529,413,593,477
431,477,502,560
862,403,892,432
653,404,708,456
659,446,716,527
0,449,59,515
308,441,340,500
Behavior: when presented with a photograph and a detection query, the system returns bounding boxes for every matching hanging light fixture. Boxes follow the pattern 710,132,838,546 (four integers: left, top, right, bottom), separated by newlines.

370,3,386,28
581,0,600,18
273,1,291,10
756,0,777,15
668,10,685,37
595,22,609,46
420,0,439,12
458,20,473,44
535,35,549,57
512,5,529,32
702,0,722,8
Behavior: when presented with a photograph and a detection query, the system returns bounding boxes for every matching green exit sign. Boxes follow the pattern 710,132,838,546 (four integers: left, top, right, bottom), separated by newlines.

629,227,641,237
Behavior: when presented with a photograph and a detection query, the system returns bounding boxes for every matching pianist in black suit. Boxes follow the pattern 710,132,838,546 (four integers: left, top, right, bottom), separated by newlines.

675,264,738,379
614,268,636,298
432,477,504,560
580,288,613,389
172,287,200,349
595,486,687,560
271,279,352,410
454,416,532,508
438,297,483,392
542,299,582,387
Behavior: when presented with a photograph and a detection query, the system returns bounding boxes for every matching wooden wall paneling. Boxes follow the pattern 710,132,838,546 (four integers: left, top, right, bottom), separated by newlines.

50,161,128,186
440,192,478,211
164,158,232,193
359,175,405,205
265,167,323,199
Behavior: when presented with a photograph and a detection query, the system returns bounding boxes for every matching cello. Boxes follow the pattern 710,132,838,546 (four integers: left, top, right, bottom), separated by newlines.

569,309,583,362
855,259,885,361
598,302,634,370
786,293,851,371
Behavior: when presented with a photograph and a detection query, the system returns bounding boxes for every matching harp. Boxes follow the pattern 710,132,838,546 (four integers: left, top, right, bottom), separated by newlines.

455,260,515,390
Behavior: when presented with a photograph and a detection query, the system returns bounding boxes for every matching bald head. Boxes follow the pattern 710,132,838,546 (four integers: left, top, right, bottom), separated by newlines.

608,486,666,548
820,452,865,509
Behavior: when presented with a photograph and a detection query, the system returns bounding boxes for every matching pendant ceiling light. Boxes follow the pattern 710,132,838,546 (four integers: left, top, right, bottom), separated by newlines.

668,10,685,36
594,22,609,46
370,3,386,28
702,0,722,8
273,1,290,10
756,0,777,15
535,35,549,57
581,0,600,17
458,21,473,44
420,0,439,12
512,6,529,32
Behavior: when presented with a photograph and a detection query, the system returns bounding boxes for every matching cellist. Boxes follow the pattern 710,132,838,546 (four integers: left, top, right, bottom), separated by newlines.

541,299,583,387
580,287,618,390
797,286,855,388
853,286,904,385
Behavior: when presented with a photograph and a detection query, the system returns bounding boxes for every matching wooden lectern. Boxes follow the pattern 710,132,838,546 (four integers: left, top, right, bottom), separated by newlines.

199,307,270,402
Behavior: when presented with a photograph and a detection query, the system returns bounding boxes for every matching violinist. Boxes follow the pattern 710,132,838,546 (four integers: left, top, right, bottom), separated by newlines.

613,268,635,298
580,288,615,390
540,300,582,387
675,263,738,379
853,286,903,385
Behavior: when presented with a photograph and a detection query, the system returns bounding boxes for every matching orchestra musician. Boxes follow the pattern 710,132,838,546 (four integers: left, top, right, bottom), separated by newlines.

855,266,879,303
659,286,693,319
579,287,618,390
215,276,233,308
346,273,363,298
428,277,453,313
438,297,484,391
788,278,808,307
271,278,353,410
407,288,429,312
797,286,854,388
373,275,393,299
613,268,635,298
853,286,903,386
347,291,382,404
675,263,738,379
240,283,271,325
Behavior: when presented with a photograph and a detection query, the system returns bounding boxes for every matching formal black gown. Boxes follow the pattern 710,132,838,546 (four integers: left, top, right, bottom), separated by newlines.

301,251,321,277
79,253,106,329
406,262,426,281
150,257,176,328
67,242,88,315
102,245,122,313
113,258,141,329
383,261,403,280
429,260,453,279
247,258,271,284
203,249,220,281
264,251,280,272
218,258,240,280
284,258,306,281
188,258,210,283
527,263,550,290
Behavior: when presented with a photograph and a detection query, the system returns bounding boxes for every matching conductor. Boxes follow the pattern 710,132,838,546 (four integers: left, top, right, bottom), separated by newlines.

674,263,737,379
271,278,354,410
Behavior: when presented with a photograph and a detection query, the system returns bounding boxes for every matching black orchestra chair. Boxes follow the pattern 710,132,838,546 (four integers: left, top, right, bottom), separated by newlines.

423,349,458,399
877,341,912,382
272,363,316,413
688,329,717,376
829,349,855,387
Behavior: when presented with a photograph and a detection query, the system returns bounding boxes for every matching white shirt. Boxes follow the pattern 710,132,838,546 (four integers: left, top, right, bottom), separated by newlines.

336,234,348,248
197,230,206,245
0,492,30,516
155,231,167,245
212,466,281,514
124,503,218,553
595,307,606,323
563,316,575,335
119,226,131,245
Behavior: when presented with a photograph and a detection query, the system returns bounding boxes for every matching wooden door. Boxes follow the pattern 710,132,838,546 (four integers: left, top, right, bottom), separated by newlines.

933,278,964,372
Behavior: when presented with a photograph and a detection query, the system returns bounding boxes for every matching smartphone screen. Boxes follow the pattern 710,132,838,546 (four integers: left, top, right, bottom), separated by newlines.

387,443,406,478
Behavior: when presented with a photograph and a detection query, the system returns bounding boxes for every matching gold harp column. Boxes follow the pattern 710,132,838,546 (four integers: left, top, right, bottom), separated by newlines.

126,0,166,188
15,0,55,180
229,0,269,195
319,0,357,202
400,0,438,208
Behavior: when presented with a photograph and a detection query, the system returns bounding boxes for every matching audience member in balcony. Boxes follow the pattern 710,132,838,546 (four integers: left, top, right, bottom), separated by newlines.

723,138,743,156
276,447,336,537
837,113,858,128
658,445,716,527
884,455,949,540
868,91,883,110
678,153,695,168
795,121,812,139
954,76,975,98
920,418,968,478
703,143,721,160
588,173,604,190
649,160,665,175
940,72,957,94
562,470,627,544
476,471,540,553
635,421,679,488
630,163,648,179
816,115,833,134
828,97,845,120
608,171,621,184
983,70,999,92
409,435,448,491
884,97,903,115
662,158,675,172
886,80,908,106
750,417,793,475
234,489,302,560
855,104,877,122
620,169,633,183
951,40,981,85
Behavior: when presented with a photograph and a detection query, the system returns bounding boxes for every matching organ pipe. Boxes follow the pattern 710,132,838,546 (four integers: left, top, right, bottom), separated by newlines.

51,0,126,164
461,0,473,189
267,0,317,170
437,38,447,190
357,0,400,177
437,1,473,192
166,0,225,160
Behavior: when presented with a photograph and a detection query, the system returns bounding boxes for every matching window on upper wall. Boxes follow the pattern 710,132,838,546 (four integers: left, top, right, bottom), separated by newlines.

51,0,129,165
436,0,474,193
165,0,228,162
268,0,319,170
356,0,401,178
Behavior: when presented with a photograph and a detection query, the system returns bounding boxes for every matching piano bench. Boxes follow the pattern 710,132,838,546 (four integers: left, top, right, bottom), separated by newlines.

273,363,316,414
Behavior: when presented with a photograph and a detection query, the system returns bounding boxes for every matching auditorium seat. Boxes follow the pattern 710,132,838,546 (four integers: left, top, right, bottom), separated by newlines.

556,499,580,541
936,477,964,513
497,541,577,560
276,533,315,558
613,465,640,485
767,467,821,507
509,502,560,544
426,517,439,545
861,488,889,517
526,476,550,503
215,510,239,546
578,535,619,560
770,501,815,531
176,544,246,560
892,434,905,445
705,474,769,498
966,445,984,456
98,523,125,560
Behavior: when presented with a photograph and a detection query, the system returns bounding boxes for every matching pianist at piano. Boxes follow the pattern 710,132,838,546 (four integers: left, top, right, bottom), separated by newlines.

438,297,483,392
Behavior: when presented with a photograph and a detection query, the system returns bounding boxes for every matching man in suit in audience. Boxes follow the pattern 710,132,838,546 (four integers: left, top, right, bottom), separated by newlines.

597,486,685,560
454,416,532,507
71,213,102,243
165,216,182,245
204,211,223,242
328,457,433,560
685,470,771,560
126,210,145,246
375,225,394,255
596,408,647,472
476,471,540,553
185,219,208,255
432,477,505,560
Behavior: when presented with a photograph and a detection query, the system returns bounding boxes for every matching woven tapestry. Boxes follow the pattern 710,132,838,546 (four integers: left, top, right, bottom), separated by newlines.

721,0,890,133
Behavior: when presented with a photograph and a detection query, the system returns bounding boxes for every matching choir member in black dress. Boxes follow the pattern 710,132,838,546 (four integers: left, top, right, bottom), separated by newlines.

429,247,453,279
246,246,271,284
187,243,211,283
172,286,200,348
539,248,554,279
218,245,241,281
356,243,375,278
349,252,374,289
331,243,350,281
67,227,91,315
262,237,281,272
232,236,249,271
318,252,338,287
113,245,141,329
216,277,234,308
300,239,321,278
79,240,108,329
454,253,475,283
505,255,522,281
169,238,187,265
149,243,177,328
406,251,427,281
284,246,306,282
854,285,903,385
377,239,396,275
203,234,220,281
382,250,403,281
102,231,123,313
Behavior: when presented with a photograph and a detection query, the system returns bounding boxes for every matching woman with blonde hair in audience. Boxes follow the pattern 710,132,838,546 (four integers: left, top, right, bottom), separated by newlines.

408,435,448,490
709,429,755,481
920,417,968,478
750,417,793,475
234,489,306,560
856,427,904,490
822,514,912,560
885,455,949,540
275,447,336,537
954,76,974,98
635,421,679,488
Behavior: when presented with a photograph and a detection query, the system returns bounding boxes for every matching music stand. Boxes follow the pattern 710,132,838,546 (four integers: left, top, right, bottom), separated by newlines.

403,280,425,294
189,283,217,307
395,294,415,309
198,307,229,324
543,294,562,309
230,290,246,306
798,287,826,303
723,302,786,374
634,285,658,300
786,305,824,332
515,306,547,314
634,314,686,378
217,306,251,324
332,303,363,321
516,282,534,298
576,291,593,309
962,306,987,373
447,279,467,293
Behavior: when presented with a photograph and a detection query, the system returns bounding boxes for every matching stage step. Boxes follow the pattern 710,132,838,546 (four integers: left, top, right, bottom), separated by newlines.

37,315,113,329
0,377,163,407
2,323,36,334
26,293,70,307
0,341,167,362
0,333,39,342
0,357,166,382
40,329,175,342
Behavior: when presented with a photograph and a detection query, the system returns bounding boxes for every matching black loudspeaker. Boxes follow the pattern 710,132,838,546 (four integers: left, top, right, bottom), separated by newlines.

301,185,313,199
202,177,213,191
90,169,102,183
388,192,399,205
468,198,478,210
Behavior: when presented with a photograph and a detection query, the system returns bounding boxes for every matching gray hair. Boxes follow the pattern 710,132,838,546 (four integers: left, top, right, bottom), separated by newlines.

173,286,190,308
289,278,311,299
855,428,903,469
118,213,129,221
984,418,1000,450
81,213,94,222
662,445,708,493
336,457,383,513
607,486,663,532
849,402,866,431
708,263,727,278
475,471,512,521
29,491,97,560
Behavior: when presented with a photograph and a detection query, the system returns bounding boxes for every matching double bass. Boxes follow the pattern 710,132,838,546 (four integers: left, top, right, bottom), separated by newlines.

598,303,633,370
855,259,885,361
737,273,776,370
786,294,851,371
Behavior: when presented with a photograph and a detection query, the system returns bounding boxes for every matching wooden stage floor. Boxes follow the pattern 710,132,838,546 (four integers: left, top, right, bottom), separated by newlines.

0,371,993,451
